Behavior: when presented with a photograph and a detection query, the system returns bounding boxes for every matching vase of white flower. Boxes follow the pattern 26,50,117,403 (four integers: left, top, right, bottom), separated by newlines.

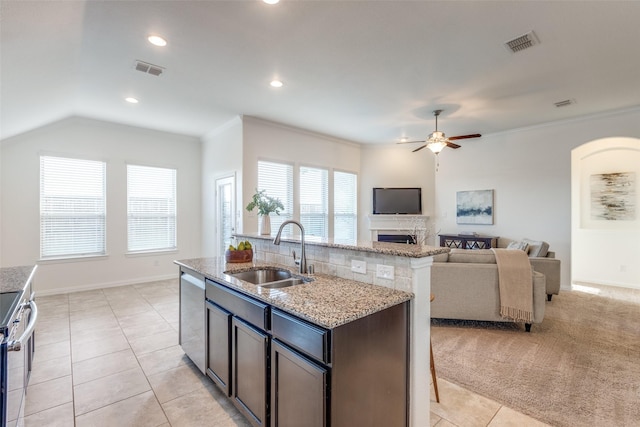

246,189,284,235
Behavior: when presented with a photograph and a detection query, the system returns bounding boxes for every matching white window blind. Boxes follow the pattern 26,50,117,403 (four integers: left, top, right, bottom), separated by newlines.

127,164,177,252
257,161,293,232
300,166,328,238
334,171,358,240
40,156,106,259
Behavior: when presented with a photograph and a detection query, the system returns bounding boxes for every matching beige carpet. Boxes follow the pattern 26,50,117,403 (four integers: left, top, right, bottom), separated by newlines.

431,290,640,427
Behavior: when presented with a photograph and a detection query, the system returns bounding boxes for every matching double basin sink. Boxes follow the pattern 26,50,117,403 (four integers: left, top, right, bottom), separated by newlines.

226,268,311,289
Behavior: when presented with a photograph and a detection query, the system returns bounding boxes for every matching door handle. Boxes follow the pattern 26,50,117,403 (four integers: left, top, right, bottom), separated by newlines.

8,299,38,352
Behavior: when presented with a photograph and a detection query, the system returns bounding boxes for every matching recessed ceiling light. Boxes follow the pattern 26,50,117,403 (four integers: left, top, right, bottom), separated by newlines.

147,35,167,47
263,0,280,4
270,80,283,88
125,97,139,104
400,137,409,142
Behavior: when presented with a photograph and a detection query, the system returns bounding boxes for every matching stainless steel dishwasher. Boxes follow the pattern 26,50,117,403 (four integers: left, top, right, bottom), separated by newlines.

179,271,205,374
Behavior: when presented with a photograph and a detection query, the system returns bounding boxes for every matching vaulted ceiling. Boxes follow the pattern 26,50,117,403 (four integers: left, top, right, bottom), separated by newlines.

2,1,640,145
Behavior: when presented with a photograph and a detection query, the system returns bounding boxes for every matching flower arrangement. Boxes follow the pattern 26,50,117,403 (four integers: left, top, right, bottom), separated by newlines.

245,189,284,216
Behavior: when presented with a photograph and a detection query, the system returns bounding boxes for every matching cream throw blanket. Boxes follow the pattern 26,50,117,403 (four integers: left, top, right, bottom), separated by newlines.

491,248,534,323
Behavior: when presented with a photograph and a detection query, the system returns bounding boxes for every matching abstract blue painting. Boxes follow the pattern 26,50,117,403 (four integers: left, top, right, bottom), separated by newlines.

456,189,494,225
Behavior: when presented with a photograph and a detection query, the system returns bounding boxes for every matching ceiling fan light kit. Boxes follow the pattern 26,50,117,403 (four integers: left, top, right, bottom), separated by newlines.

399,109,481,155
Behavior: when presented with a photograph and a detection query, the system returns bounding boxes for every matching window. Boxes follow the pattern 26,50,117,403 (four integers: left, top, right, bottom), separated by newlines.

127,164,177,252
300,166,328,238
257,161,293,232
334,171,358,240
40,156,106,259
255,160,358,239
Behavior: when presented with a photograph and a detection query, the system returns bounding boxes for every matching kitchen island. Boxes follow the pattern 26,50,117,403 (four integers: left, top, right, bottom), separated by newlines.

179,234,447,426
176,257,412,427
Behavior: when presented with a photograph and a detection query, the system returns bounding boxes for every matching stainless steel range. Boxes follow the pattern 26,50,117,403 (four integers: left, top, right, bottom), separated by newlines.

0,266,38,427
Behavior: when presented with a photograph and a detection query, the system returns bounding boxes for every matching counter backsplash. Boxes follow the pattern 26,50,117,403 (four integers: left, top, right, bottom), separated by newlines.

241,237,420,292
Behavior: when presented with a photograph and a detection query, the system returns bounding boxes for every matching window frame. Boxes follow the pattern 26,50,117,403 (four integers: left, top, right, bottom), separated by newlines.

126,163,178,254
39,154,107,261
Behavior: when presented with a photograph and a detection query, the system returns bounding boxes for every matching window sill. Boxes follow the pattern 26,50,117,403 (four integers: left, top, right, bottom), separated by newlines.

125,249,178,257
38,254,109,264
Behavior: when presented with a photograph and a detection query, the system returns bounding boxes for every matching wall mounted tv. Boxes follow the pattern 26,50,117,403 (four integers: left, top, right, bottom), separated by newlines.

372,187,422,215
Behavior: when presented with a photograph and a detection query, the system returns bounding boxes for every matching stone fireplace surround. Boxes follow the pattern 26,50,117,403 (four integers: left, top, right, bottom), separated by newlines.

368,214,430,242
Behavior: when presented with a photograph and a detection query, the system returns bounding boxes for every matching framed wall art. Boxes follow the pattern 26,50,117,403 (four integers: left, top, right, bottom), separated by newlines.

456,189,494,225
590,172,635,221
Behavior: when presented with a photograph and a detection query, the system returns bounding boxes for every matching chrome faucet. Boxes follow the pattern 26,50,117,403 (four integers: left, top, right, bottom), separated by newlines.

273,220,308,274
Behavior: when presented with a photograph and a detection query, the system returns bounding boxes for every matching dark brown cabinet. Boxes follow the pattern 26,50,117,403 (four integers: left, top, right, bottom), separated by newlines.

271,339,327,427
203,278,409,427
206,300,231,394
206,279,270,427
232,317,269,427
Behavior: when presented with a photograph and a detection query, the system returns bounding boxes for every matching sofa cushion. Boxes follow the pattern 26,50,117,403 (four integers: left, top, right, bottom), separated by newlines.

432,252,449,262
523,239,549,258
506,241,530,253
448,249,496,264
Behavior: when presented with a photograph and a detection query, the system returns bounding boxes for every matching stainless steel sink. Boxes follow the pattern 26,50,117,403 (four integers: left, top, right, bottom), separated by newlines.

260,278,306,289
227,268,292,285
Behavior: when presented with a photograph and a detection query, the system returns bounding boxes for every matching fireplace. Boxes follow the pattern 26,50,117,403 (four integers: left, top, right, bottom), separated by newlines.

378,234,416,244
367,214,430,242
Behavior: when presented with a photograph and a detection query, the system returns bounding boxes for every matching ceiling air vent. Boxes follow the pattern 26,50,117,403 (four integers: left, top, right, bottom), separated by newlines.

134,60,165,77
554,99,576,108
504,31,539,53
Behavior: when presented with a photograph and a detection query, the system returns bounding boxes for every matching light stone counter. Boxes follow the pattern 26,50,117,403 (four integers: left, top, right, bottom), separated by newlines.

175,257,412,329
0,266,37,294
235,232,450,258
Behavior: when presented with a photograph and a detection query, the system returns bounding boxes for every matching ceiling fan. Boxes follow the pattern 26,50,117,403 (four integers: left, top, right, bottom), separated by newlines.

398,109,481,154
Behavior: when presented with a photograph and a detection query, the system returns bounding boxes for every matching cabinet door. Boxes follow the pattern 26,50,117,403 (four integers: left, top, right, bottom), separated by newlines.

206,300,232,395
232,317,269,427
271,339,327,427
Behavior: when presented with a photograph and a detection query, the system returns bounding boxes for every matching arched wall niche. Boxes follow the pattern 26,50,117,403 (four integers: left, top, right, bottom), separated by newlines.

571,137,640,289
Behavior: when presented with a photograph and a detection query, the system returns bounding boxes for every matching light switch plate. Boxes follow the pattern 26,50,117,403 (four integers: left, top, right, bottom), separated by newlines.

351,259,367,274
376,264,395,280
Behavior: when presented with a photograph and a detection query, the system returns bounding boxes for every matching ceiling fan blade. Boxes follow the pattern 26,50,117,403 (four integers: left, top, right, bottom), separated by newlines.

449,133,481,141
412,144,427,152
446,141,461,149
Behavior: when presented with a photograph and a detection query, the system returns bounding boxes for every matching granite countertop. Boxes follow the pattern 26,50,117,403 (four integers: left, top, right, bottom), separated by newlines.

1,265,37,294
1,265,37,331
175,257,412,329
234,233,450,258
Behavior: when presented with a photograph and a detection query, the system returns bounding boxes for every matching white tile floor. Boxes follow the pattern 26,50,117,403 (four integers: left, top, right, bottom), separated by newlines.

26,278,558,427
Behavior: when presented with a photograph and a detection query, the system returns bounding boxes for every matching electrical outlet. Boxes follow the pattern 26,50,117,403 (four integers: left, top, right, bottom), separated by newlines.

376,264,395,280
351,259,367,274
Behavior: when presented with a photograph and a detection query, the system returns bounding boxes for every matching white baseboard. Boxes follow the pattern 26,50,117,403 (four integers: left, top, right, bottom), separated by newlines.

35,273,178,296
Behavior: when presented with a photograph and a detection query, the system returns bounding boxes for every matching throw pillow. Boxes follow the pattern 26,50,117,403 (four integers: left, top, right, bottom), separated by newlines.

522,239,549,258
506,241,530,253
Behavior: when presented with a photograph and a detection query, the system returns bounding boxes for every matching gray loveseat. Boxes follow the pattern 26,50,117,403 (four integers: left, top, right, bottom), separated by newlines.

430,249,546,331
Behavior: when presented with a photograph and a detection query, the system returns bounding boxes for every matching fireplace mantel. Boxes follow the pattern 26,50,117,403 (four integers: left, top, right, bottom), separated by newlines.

368,214,430,241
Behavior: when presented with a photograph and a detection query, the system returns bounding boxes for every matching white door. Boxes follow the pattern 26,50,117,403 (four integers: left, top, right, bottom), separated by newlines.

216,176,236,256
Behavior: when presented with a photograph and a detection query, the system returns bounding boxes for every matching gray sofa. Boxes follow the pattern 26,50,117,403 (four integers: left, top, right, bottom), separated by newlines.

498,238,561,301
430,249,546,332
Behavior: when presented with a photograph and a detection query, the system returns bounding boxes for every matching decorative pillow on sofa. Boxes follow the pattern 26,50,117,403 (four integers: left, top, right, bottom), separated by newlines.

522,239,549,258
448,249,496,263
506,241,529,253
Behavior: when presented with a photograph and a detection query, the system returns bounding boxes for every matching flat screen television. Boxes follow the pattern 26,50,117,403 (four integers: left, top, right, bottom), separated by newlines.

372,187,422,215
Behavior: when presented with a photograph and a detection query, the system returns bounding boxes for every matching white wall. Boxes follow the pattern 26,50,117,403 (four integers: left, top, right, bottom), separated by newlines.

572,137,640,289
434,107,640,289
241,117,361,234
359,145,436,243
0,116,202,294
201,117,243,257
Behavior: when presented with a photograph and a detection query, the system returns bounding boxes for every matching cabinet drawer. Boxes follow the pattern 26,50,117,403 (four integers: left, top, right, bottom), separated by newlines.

206,280,269,330
271,309,330,364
